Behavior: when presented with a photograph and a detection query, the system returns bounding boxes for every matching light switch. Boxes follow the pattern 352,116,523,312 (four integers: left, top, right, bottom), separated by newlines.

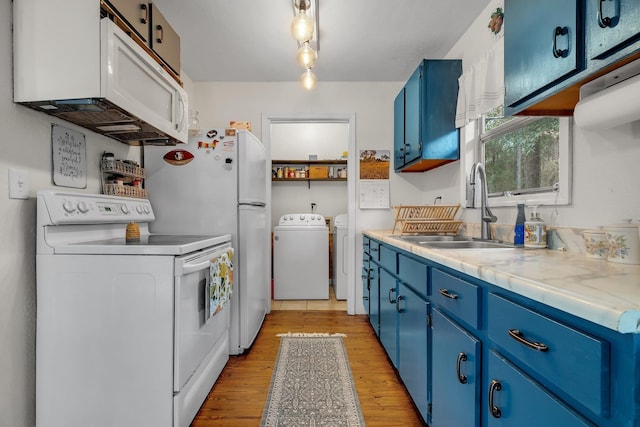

9,168,30,199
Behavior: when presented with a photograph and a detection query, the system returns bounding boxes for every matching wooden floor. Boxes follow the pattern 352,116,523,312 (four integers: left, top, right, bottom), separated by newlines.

191,310,426,427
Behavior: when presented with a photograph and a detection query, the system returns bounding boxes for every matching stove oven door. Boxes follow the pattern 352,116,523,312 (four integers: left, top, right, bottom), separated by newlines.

173,242,233,427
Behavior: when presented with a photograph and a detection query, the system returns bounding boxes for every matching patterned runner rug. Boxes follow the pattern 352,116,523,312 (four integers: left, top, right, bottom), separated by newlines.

260,333,366,427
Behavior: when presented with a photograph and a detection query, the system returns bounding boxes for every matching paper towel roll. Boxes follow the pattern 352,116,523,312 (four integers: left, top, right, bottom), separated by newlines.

574,71,640,130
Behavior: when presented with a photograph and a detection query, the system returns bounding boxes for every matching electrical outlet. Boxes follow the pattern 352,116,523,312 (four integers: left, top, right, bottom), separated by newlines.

9,168,30,199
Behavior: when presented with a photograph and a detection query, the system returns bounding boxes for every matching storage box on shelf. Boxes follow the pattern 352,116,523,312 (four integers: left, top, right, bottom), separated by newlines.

101,153,147,199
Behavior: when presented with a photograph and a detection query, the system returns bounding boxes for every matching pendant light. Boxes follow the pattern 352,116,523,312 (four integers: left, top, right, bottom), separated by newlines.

291,0,314,43
296,42,317,68
301,68,317,91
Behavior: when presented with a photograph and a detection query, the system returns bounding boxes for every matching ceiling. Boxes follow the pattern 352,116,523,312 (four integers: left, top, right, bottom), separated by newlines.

151,0,491,83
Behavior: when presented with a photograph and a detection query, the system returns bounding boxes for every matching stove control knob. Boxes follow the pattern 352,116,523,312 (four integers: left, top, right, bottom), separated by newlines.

120,204,130,214
77,202,89,213
136,205,144,214
299,215,305,221
143,205,151,214
289,215,294,220
62,201,76,213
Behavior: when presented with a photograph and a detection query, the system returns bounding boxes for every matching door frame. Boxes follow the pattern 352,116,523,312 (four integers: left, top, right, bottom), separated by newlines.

261,113,358,314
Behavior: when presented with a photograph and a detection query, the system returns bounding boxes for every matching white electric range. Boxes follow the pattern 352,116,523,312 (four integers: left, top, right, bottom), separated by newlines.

36,190,233,427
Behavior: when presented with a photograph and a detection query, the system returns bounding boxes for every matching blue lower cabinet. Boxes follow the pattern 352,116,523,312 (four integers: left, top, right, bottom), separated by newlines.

486,350,595,427
431,309,481,427
397,283,429,422
379,267,398,367
369,266,379,336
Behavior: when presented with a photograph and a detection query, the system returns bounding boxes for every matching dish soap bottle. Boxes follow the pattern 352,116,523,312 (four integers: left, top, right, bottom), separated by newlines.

514,203,526,247
524,206,547,248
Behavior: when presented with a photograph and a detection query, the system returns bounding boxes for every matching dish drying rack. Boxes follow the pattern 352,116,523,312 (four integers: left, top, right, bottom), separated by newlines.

392,205,462,235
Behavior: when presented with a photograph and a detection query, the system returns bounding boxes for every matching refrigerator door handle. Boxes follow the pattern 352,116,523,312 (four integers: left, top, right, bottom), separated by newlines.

240,202,266,207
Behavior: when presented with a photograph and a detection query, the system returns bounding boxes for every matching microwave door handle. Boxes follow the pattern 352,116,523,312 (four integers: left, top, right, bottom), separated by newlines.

176,92,187,132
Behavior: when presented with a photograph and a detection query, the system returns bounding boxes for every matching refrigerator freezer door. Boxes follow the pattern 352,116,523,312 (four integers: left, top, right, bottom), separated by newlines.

236,204,268,350
145,129,236,235
237,130,267,205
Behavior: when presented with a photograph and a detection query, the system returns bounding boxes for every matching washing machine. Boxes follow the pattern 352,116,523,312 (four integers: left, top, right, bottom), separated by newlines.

274,213,329,299
333,214,348,300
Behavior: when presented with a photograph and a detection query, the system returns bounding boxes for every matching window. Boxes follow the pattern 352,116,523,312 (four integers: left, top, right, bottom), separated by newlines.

479,106,572,206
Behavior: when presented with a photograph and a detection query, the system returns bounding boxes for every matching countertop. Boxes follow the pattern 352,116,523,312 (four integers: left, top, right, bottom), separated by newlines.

365,230,640,334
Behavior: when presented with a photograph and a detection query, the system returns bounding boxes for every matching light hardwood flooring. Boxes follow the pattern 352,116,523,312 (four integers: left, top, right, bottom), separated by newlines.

270,285,348,311
191,310,426,426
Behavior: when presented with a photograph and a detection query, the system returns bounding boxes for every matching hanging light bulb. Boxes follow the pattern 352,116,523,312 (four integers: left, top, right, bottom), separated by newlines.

291,7,314,43
301,68,316,90
296,42,316,68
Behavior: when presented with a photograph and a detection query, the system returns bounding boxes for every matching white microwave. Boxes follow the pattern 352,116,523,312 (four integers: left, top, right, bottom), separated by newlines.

13,12,188,145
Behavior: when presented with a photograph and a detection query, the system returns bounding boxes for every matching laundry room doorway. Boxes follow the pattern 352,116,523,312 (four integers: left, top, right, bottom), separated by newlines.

262,113,357,314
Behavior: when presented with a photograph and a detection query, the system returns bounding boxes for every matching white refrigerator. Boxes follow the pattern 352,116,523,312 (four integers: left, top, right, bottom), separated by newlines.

145,128,268,355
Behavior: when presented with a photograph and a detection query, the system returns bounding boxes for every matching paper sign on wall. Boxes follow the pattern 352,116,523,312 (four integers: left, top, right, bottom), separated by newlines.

52,124,87,189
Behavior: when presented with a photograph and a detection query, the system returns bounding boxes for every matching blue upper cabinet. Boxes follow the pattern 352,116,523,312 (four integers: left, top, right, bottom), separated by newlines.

587,0,640,60
394,59,462,173
504,0,584,111
505,0,640,116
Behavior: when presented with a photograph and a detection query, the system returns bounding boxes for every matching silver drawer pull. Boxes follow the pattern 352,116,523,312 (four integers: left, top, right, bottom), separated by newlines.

456,352,468,384
439,288,459,300
508,329,549,352
489,379,502,418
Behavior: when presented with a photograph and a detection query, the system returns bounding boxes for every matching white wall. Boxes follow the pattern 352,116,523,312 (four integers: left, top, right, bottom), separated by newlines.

0,4,143,426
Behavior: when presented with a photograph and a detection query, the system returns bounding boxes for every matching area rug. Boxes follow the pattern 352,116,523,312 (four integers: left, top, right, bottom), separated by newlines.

260,333,366,427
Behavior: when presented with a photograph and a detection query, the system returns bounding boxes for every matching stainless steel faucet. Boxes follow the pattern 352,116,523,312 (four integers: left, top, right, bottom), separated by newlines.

470,162,497,240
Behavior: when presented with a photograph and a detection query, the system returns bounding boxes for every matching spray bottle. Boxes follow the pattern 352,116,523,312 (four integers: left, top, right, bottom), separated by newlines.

524,206,547,248
514,202,526,247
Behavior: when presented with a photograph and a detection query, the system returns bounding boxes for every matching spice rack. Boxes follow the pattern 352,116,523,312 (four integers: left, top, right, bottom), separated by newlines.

392,204,462,235
100,152,147,199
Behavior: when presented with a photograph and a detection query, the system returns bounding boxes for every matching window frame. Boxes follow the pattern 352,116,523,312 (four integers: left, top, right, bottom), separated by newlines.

477,115,573,208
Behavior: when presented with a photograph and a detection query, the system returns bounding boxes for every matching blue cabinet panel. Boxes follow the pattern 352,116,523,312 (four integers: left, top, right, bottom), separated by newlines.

432,269,480,329
403,67,421,166
504,0,583,107
397,283,429,422
398,254,428,298
369,266,379,336
487,351,595,427
587,0,640,60
379,245,397,273
431,309,481,427
393,89,405,170
488,293,609,417
379,268,398,367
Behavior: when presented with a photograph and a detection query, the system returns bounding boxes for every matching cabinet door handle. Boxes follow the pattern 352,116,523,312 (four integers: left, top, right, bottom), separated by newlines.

156,24,164,44
489,380,502,418
598,0,616,28
139,3,148,24
371,247,379,252
456,352,468,384
552,26,570,58
508,329,549,352
439,288,459,300
396,295,405,313
388,287,397,304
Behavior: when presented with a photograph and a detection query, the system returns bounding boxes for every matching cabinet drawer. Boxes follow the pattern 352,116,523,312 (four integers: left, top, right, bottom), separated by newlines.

363,236,370,255
431,269,480,329
487,351,595,427
379,245,397,273
398,254,428,297
488,293,609,417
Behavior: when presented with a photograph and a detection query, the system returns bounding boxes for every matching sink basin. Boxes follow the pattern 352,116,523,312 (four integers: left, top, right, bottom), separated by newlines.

394,235,469,243
420,240,516,250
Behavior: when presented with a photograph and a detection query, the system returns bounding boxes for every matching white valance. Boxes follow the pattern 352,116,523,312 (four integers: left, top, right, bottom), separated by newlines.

455,41,505,128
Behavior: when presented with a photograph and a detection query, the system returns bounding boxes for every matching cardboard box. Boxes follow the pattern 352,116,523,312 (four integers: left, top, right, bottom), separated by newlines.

309,166,328,179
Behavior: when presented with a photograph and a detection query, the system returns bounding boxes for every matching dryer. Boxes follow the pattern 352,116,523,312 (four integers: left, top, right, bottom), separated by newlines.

273,213,329,299
333,213,348,300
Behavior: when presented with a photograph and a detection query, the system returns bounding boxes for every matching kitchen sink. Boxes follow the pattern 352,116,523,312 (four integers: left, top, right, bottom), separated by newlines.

393,235,470,243
419,240,516,250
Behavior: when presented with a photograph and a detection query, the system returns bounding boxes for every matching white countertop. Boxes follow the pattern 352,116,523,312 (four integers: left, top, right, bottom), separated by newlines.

365,230,640,334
